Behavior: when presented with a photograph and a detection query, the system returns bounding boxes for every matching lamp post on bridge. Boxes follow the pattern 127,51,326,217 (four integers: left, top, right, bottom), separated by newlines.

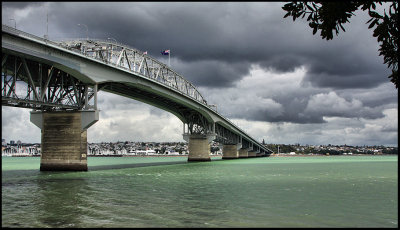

77,23,89,40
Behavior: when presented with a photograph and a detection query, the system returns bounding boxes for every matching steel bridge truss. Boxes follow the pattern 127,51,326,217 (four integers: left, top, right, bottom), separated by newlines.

59,39,208,107
183,114,245,145
215,123,241,145
1,53,97,111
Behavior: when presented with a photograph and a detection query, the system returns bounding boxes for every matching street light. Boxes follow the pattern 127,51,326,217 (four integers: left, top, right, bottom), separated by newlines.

77,23,88,40
9,19,16,29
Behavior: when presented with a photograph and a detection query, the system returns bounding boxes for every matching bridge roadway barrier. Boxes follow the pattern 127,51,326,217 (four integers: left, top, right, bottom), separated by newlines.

30,110,98,171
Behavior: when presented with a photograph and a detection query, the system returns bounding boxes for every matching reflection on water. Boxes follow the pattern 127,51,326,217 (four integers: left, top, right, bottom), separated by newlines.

2,170,92,228
34,174,91,227
88,160,187,171
2,156,398,227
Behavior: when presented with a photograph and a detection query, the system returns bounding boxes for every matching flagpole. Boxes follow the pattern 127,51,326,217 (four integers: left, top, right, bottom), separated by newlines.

169,49,171,67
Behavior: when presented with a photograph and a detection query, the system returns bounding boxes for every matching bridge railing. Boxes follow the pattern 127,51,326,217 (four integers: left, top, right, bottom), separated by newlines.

2,24,62,48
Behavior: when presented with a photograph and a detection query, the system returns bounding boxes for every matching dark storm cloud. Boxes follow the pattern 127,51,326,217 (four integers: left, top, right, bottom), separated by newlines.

223,89,385,124
2,2,396,126
3,2,391,89
303,46,390,89
174,60,250,88
24,2,389,90
2,2,44,9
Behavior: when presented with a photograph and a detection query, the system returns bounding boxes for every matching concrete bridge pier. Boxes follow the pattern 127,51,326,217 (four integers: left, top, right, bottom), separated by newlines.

222,143,242,159
238,148,249,158
183,133,216,161
30,110,99,171
248,150,257,158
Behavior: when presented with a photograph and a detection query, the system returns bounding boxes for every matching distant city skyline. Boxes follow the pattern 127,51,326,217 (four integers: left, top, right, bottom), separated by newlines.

1,2,398,147
2,138,397,148
3,138,397,157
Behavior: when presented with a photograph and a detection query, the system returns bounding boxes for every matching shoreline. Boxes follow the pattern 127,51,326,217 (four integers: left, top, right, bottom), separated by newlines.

269,153,395,157
4,154,396,158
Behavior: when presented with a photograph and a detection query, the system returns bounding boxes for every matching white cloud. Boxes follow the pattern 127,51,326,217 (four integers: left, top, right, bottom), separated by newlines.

304,91,385,120
87,92,183,142
1,107,41,143
305,91,363,116
88,105,183,143
200,65,310,120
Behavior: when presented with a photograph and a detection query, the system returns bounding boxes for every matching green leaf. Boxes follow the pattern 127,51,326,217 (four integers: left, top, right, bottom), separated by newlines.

368,19,379,29
283,12,291,18
313,26,318,35
339,23,346,32
281,3,291,11
307,13,313,21
368,10,382,19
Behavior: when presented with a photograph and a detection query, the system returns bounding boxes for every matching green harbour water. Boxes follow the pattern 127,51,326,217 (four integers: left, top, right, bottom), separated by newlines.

1,155,398,228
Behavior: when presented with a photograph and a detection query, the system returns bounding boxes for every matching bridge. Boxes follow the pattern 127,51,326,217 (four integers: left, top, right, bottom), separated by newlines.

2,24,272,171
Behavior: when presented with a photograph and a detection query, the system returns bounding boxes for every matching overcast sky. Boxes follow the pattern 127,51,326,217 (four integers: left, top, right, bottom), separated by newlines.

1,2,398,146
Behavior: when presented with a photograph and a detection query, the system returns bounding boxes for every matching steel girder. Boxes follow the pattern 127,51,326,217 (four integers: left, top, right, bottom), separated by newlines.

58,39,208,106
1,53,96,111
214,123,241,144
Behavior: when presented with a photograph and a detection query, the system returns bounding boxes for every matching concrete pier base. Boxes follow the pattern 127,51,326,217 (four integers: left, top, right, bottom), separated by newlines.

222,144,239,159
248,151,257,158
184,134,215,162
238,148,248,158
31,110,98,171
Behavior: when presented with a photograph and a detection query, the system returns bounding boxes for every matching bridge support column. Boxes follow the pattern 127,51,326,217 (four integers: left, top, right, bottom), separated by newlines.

31,110,99,171
222,144,240,159
238,148,249,158
183,133,216,162
248,151,257,158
